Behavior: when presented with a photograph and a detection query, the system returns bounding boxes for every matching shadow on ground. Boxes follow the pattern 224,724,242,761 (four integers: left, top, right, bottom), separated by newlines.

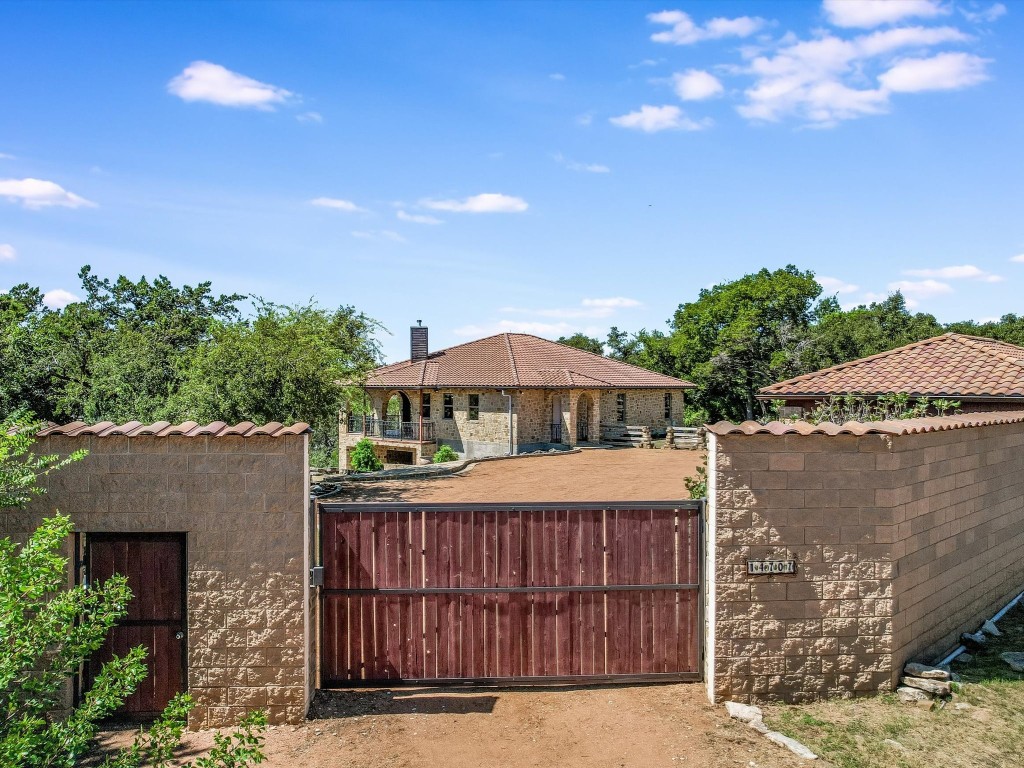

308,688,498,718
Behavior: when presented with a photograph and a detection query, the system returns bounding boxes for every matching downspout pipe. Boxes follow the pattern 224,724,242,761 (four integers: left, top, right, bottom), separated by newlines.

500,389,514,456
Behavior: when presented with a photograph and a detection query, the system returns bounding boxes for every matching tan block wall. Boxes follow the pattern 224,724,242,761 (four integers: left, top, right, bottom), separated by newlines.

710,420,1024,704
3,434,311,728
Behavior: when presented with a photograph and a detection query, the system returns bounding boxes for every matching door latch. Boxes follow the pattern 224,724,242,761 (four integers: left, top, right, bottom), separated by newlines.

309,566,325,587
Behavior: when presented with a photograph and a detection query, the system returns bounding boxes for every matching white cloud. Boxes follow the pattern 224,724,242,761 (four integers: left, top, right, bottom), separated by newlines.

167,61,292,110
296,111,323,124
673,69,725,101
738,25,980,125
903,264,1002,281
310,197,368,213
823,0,947,28
609,105,712,132
818,276,860,293
879,52,990,92
1010,253,1024,263
888,278,954,299
0,178,96,209
576,113,594,126
549,73,566,81
648,10,765,45
43,289,80,309
499,297,642,320
351,230,406,243
420,193,528,213
581,297,642,309
453,320,588,338
397,210,443,225
553,153,610,173
0,244,15,261
629,58,661,69
0,153,13,160
961,3,1007,23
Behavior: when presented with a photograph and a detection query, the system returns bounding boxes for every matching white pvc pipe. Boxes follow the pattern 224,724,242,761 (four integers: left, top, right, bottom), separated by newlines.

934,589,1024,667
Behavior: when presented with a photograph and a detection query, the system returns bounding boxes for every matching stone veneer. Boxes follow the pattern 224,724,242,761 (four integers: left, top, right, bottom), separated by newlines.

4,433,312,728
708,416,1024,704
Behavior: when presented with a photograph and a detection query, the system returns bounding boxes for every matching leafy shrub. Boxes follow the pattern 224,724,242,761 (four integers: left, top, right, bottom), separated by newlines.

759,394,961,425
684,457,707,500
432,445,459,463
350,438,383,472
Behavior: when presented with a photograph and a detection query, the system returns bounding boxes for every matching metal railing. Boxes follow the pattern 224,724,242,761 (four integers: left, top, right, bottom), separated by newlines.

347,416,435,442
577,419,589,442
550,421,563,443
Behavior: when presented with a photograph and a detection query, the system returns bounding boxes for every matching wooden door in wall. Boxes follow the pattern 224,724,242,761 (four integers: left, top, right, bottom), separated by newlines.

85,533,187,718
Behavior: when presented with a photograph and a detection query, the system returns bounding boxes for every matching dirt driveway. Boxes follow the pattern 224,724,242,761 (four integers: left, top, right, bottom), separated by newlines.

102,684,800,768
341,447,705,503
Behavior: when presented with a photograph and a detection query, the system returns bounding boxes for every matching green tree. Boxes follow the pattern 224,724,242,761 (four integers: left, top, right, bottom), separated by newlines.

945,313,1024,346
349,438,383,472
168,300,381,465
556,333,604,355
0,419,266,767
665,265,822,421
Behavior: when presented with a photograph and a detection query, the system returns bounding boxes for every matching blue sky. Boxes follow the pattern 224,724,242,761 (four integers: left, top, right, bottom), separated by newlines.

2,0,1022,363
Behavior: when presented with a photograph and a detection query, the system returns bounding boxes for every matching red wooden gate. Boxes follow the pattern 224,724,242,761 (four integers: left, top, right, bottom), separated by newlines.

318,502,702,685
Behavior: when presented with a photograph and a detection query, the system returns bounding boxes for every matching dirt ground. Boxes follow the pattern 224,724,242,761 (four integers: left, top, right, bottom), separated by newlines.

341,447,705,503
91,684,802,768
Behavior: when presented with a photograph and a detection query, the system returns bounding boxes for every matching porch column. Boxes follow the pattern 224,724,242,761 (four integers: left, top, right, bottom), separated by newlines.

562,394,574,447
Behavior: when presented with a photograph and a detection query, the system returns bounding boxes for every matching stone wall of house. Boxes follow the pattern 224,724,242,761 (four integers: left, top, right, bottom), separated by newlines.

599,389,685,434
708,415,1024,704
4,433,311,729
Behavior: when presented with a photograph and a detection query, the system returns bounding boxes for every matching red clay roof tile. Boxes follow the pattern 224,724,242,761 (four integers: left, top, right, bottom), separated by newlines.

36,421,311,438
365,333,694,390
706,411,1024,436
760,333,1024,399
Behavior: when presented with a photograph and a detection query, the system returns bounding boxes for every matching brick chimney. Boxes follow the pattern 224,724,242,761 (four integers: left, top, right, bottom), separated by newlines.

410,321,428,362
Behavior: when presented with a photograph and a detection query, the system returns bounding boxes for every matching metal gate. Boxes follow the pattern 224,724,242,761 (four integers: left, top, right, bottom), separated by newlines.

318,501,703,685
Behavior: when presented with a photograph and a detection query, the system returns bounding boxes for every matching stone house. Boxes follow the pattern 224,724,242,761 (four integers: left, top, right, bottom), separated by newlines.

760,332,1024,414
340,326,695,464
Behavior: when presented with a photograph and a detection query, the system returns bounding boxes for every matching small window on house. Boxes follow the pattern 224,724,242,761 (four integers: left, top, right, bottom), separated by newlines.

443,393,454,420
664,392,672,419
616,393,626,423
468,394,480,420
421,392,431,418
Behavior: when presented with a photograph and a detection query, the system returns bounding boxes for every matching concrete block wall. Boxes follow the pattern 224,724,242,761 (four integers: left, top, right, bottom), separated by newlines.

4,433,311,728
708,414,1024,704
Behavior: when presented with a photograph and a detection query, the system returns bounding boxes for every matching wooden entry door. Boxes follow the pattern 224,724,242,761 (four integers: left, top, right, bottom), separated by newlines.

85,534,186,718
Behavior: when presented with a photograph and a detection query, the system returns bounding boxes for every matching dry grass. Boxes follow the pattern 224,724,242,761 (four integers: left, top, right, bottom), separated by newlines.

761,601,1024,768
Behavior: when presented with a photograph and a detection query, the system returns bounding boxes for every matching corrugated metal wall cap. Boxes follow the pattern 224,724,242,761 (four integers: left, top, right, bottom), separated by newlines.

706,411,1024,436
36,421,311,437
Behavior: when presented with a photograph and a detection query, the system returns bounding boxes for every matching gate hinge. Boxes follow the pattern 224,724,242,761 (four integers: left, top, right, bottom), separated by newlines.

309,566,325,587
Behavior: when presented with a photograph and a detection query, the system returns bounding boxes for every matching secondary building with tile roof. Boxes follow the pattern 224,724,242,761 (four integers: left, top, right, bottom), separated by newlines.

341,325,695,464
759,332,1024,413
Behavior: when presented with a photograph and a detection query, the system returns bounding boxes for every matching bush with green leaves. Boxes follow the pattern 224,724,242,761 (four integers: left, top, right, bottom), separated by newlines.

349,438,383,472
432,445,459,463
759,393,961,425
683,457,707,500
0,419,267,767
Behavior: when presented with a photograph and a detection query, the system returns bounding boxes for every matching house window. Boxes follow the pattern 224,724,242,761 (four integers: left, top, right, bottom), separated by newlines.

422,392,431,418
443,393,454,420
616,393,626,423
664,392,672,419
468,394,480,420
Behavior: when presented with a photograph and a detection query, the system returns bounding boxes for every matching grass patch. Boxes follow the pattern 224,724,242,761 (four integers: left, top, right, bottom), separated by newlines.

761,601,1024,768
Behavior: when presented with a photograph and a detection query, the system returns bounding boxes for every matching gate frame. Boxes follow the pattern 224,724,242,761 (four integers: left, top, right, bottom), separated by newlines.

315,500,704,687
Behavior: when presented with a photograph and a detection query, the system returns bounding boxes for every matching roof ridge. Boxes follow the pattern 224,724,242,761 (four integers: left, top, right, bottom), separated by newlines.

526,332,693,382
504,333,521,386
947,333,1024,369
761,333,958,393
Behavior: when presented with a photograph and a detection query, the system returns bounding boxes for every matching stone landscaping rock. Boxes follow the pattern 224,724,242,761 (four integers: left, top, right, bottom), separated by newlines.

896,686,932,703
982,619,1002,637
765,731,818,760
748,718,769,734
999,652,1024,672
954,653,973,664
904,662,951,680
961,631,988,650
725,701,763,724
883,739,907,751
900,677,951,696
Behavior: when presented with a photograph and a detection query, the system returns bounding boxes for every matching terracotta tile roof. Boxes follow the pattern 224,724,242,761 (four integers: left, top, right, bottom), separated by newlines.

760,333,1024,400
365,333,694,390
36,421,311,437
706,411,1024,436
